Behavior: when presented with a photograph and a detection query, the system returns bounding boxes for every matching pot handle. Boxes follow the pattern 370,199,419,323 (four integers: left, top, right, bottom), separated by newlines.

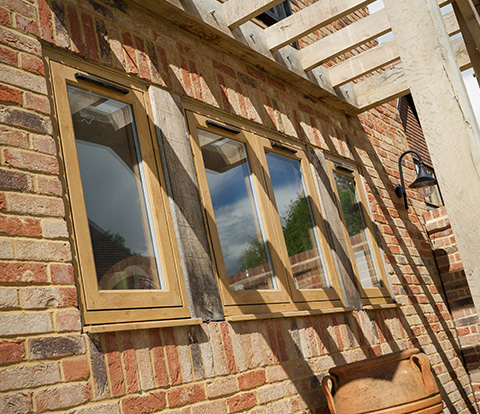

410,353,436,395
321,375,337,414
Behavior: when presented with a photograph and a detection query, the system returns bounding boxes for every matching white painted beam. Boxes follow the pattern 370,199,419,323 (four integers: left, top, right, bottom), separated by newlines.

223,0,284,29
264,0,375,52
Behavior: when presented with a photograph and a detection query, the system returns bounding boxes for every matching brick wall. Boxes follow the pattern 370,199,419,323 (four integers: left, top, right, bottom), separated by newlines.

424,206,480,403
0,0,479,412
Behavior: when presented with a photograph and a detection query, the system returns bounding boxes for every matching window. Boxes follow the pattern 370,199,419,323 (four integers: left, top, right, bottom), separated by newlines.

48,55,190,326
326,158,393,305
186,109,343,315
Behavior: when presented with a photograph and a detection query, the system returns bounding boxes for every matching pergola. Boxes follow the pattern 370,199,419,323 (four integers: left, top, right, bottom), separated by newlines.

136,0,480,315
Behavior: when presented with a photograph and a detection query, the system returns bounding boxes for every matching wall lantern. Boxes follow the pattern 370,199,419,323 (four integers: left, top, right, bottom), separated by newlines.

395,150,437,210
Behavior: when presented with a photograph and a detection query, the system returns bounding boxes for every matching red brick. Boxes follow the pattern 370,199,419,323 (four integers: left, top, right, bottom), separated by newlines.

227,392,256,413
122,32,138,75
3,148,58,174
7,193,65,217
66,5,84,56
150,329,168,387
0,215,41,237
134,36,150,80
213,60,236,79
0,26,41,57
0,339,24,364
50,263,74,284
25,92,50,114
21,286,77,308
35,382,90,412
81,13,98,60
0,84,21,105
3,0,36,19
0,126,27,149
105,332,125,397
55,309,82,332
0,391,32,414
0,169,32,191
122,391,166,414
119,331,140,393
167,383,206,407
164,327,182,385
206,376,239,398
62,357,90,381
0,262,47,283
28,335,84,359
37,175,63,196
15,15,39,37
0,7,10,25
238,369,266,390
15,239,72,262
220,322,236,374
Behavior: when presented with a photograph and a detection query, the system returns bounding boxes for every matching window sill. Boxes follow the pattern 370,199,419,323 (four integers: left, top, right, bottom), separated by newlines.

83,318,203,334
225,307,354,322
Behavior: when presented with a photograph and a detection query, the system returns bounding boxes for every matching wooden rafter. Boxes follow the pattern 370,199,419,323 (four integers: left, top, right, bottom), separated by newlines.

328,11,460,87
223,0,284,29
351,36,470,111
300,10,390,72
264,0,376,52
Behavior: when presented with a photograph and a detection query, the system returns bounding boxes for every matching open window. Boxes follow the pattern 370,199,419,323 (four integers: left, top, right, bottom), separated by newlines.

326,157,393,305
186,108,343,316
47,54,190,326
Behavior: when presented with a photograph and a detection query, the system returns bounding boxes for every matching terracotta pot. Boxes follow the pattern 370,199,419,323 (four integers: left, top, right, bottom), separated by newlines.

321,349,442,414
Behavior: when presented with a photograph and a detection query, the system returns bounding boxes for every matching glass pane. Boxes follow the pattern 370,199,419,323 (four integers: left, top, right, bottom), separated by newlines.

333,172,382,288
199,130,276,291
67,85,163,291
266,152,329,290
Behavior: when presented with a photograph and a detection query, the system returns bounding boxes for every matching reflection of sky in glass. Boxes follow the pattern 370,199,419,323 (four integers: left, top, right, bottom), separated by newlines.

68,85,163,290
206,165,258,275
76,141,149,254
266,152,329,289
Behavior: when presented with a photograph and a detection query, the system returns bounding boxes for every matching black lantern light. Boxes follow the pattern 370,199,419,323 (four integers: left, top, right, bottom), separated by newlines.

395,150,437,210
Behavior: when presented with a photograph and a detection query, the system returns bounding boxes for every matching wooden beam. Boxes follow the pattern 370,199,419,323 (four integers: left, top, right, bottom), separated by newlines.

383,0,480,320
351,35,470,110
328,10,459,86
454,0,480,86
329,40,399,87
264,0,376,52
223,0,284,29
300,10,391,71
127,0,358,113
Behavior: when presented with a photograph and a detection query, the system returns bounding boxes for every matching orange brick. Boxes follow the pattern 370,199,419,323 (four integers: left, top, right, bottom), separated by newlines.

167,383,206,408
62,357,90,381
0,339,24,364
227,392,256,413
238,369,266,391
122,391,166,414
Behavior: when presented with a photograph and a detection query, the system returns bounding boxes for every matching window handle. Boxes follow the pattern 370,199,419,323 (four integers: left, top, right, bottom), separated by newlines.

74,73,129,95
205,120,240,134
335,164,354,174
271,142,297,154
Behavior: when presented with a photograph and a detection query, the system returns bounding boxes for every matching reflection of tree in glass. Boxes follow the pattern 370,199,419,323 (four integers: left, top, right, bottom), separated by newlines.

337,180,365,237
239,194,313,269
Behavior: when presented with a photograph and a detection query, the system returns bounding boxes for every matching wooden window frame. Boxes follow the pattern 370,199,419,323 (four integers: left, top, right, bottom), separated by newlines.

46,52,190,326
186,105,344,316
325,156,393,305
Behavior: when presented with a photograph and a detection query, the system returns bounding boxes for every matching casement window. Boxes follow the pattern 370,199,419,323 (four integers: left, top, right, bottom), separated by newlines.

326,158,393,305
47,55,190,326
186,109,343,315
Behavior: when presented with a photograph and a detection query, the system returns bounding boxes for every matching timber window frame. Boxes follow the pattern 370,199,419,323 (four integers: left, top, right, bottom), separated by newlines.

47,53,190,326
186,106,344,316
325,157,393,305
